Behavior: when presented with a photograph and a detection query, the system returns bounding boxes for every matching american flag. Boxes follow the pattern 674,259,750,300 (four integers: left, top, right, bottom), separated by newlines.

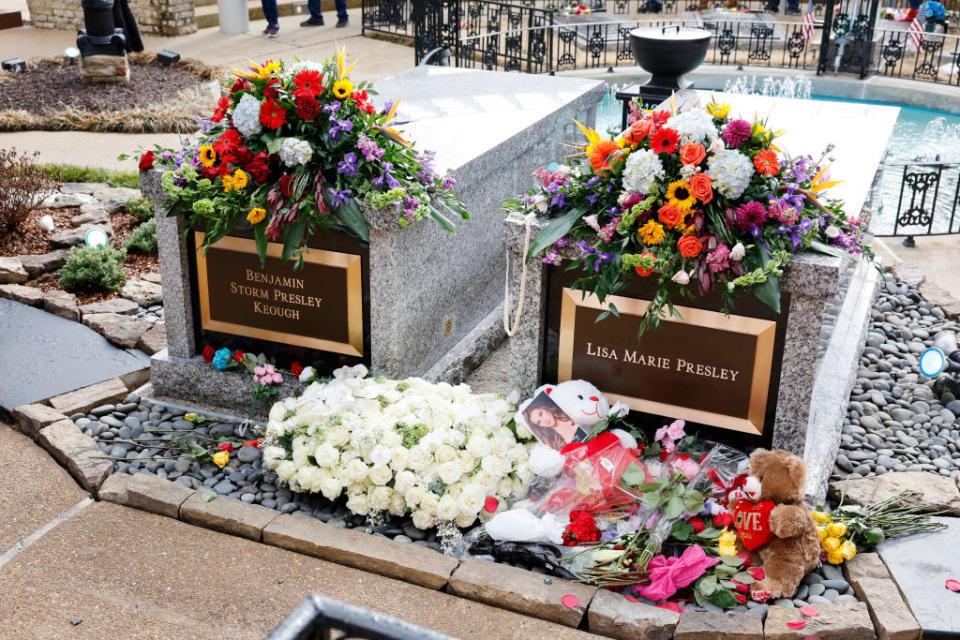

801,8,816,41
908,15,925,51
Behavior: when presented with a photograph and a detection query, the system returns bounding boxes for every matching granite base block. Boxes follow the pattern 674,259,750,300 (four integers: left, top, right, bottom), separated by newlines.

421,303,506,385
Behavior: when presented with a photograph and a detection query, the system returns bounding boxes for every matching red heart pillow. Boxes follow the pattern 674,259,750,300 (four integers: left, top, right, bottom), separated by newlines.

732,500,776,551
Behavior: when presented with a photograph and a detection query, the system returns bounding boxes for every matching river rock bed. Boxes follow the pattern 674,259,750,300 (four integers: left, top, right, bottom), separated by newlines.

833,277,960,482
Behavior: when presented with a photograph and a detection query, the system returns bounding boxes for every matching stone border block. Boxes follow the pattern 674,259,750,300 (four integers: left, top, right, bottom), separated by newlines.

48,377,130,415
673,611,764,640
845,553,920,640
180,493,280,541
125,472,194,519
36,418,113,493
763,602,876,640
97,471,131,503
587,588,679,640
12,403,68,439
447,557,596,628
263,514,458,590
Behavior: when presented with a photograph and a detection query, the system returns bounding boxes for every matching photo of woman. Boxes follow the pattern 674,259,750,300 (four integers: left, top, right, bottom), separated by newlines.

522,392,588,451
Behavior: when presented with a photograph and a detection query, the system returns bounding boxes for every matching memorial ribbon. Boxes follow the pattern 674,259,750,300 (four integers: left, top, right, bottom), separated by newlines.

503,213,536,337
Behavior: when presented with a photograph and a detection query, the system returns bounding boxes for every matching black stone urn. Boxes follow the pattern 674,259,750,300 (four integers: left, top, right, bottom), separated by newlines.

77,0,126,57
629,25,712,104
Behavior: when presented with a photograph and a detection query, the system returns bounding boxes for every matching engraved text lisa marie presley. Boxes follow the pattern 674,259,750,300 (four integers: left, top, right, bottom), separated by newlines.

584,342,742,382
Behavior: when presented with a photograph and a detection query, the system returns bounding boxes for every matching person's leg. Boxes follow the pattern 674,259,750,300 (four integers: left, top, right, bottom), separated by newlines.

334,0,348,25
261,0,278,26
304,0,325,23
765,0,781,12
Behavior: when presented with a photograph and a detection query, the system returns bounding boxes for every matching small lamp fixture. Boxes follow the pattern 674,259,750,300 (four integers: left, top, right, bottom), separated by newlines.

1,57,25,73
36,214,56,233
157,49,181,66
64,46,81,64
84,227,109,249
292,1,307,14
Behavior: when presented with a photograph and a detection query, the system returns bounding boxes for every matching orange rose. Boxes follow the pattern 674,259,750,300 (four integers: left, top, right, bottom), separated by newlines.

657,203,683,229
679,143,706,166
677,234,703,258
688,173,713,204
623,120,653,145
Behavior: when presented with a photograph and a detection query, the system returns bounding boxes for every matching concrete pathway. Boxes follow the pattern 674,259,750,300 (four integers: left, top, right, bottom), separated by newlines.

0,422,601,639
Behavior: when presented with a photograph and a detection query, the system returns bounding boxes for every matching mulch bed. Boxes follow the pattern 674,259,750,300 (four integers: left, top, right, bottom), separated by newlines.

0,61,208,115
0,208,75,256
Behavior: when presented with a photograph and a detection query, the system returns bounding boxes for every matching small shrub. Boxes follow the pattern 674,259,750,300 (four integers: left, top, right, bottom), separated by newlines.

59,246,127,293
0,148,59,232
125,196,154,220
41,163,140,189
123,218,157,254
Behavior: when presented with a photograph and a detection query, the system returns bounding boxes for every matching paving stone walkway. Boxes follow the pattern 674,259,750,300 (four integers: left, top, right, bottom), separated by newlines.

0,299,149,412
0,423,600,639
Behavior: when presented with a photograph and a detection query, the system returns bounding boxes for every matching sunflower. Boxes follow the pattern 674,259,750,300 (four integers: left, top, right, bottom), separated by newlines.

588,139,623,175
198,145,216,168
637,219,665,246
332,79,354,100
247,207,266,224
665,179,697,215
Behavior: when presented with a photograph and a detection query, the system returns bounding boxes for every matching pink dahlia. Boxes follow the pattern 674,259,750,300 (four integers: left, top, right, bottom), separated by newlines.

722,119,752,148
734,201,768,231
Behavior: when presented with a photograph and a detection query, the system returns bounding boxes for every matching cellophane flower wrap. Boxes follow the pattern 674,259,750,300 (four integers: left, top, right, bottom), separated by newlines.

261,365,535,529
151,50,468,266
505,99,875,334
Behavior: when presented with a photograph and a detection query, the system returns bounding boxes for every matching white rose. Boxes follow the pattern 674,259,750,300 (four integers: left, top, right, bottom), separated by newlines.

389,447,409,472
474,471,498,493
458,483,485,515
671,270,690,285
344,458,368,483
457,450,475,471
481,455,508,477
276,460,297,483
368,464,393,486
437,494,459,521
346,492,369,516
393,470,417,495
369,444,392,467
318,473,343,501
456,511,478,528
262,445,285,464
407,446,432,471
268,403,288,424
388,493,406,516
298,366,316,382
730,242,746,261
438,461,463,485
326,427,349,447
496,477,514,497
369,486,392,511
381,430,403,449
411,509,436,530
467,437,491,458
420,493,439,515
405,486,426,508
515,419,532,440
314,443,339,468
296,466,322,492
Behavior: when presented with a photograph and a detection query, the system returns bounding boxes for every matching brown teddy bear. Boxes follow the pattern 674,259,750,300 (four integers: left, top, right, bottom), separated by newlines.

731,449,821,603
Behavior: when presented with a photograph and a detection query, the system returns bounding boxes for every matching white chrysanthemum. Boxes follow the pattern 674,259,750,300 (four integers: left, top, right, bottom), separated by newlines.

621,148,665,195
232,93,262,137
707,149,755,199
666,109,719,145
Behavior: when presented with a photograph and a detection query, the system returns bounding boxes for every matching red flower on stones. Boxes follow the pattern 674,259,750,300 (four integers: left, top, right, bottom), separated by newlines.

243,439,263,449
290,361,304,377
259,99,287,130
202,345,215,363
139,150,155,171
211,95,230,123
218,442,234,452
232,350,245,363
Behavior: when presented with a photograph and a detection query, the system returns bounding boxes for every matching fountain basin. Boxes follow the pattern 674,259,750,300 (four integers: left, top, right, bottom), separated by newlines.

629,26,711,103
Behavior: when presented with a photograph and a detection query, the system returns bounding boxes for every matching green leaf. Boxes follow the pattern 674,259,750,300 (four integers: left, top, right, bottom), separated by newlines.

428,207,457,233
697,574,718,596
720,556,745,567
525,206,586,262
636,481,664,492
266,137,284,155
715,564,738,577
671,520,694,541
253,221,268,268
754,272,781,313
335,198,370,243
684,490,705,513
810,238,854,261
642,492,663,508
620,462,648,488
594,310,610,323
694,527,722,539
201,489,217,502
733,571,754,584
710,589,739,609
281,220,306,264
694,589,709,607
664,495,684,520
608,303,620,318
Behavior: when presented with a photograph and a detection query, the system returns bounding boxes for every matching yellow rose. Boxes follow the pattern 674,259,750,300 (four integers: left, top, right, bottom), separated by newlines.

822,536,842,553
827,521,847,537
718,528,738,557
817,525,829,541
184,412,199,422
840,539,857,560
812,510,831,524
247,207,266,224
213,450,229,468
827,551,844,565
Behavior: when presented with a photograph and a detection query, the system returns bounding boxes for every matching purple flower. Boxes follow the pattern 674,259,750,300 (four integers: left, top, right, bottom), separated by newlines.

705,243,730,273
337,152,358,176
328,118,354,141
600,530,619,543
323,102,340,115
357,134,384,162
734,201,767,231
550,192,566,208
722,119,752,148
553,237,568,249
327,187,352,210
541,250,562,266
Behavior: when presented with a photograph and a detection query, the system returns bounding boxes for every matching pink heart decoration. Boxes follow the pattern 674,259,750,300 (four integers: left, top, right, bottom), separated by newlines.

561,595,580,608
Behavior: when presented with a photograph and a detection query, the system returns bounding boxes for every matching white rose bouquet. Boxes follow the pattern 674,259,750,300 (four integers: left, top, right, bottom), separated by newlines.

262,365,534,529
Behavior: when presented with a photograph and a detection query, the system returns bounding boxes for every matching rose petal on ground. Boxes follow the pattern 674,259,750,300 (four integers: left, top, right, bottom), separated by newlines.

947,579,960,592
799,605,820,617
623,595,639,602
561,594,580,608
786,620,807,629
484,496,499,513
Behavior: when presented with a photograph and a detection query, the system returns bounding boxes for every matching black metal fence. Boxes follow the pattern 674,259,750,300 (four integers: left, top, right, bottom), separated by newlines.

265,594,457,640
872,161,960,241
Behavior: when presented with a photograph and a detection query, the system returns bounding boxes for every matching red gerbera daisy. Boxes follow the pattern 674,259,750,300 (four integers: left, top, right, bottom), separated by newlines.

259,99,287,130
650,127,680,155
293,70,324,97
648,110,671,127
211,95,230,122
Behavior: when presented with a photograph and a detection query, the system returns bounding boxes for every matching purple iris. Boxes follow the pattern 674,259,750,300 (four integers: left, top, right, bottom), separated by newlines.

550,192,566,208
327,187,352,210
328,118,354,141
337,152,358,176
323,102,340,115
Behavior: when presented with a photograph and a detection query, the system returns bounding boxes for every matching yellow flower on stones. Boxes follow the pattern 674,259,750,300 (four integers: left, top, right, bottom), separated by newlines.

637,220,666,246
827,551,844,565
840,539,857,561
706,102,730,119
817,525,829,541
822,535,842,553
247,207,266,224
213,450,229,468
666,179,697,215
812,510,831,524
332,79,354,100
184,412,200,422
198,145,216,168
718,527,738,556
827,521,847,537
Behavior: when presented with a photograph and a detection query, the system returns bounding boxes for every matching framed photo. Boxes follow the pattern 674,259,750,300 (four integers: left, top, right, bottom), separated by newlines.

522,391,588,451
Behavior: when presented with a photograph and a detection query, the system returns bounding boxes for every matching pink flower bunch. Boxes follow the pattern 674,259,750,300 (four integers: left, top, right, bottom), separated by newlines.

254,363,283,386
655,419,686,454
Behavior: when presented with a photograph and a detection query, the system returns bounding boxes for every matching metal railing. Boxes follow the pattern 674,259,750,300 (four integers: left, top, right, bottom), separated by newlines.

264,594,457,640
874,28,960,85
872,161,960,242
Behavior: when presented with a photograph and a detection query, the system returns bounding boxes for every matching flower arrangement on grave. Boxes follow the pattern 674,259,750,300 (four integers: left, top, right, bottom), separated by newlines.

504,98,874,334
202,346,294,419
260,365,535,530
140,50,467,266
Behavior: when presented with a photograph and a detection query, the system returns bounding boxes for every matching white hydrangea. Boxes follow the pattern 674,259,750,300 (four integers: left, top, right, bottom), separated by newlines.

279,138,313,167
261,365,533,529
621,148,665,196
232,93,262,138
707,149,755,199
665,109,719,145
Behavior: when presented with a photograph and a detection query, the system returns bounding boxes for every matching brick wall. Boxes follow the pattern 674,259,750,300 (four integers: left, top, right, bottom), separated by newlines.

26,0,196,35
